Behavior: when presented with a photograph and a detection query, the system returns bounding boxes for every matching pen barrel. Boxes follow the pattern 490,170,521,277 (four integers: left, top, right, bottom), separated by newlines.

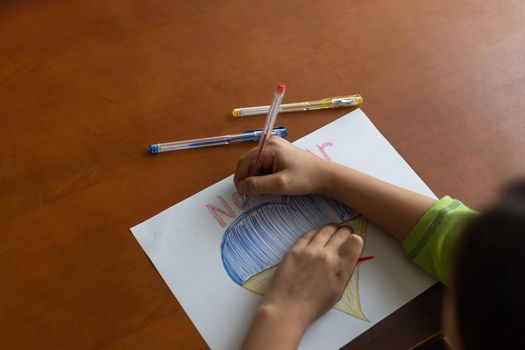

156,138,229,152
234,102,309,117
151,132,263,153
154,135,248,152
232,95,362,117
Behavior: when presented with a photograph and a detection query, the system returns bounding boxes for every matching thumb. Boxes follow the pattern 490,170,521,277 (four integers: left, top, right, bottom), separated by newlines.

238,173,288,195
340,234,364,263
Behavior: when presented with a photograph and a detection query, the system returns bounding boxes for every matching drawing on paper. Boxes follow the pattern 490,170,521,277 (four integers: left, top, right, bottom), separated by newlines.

220,195,369,321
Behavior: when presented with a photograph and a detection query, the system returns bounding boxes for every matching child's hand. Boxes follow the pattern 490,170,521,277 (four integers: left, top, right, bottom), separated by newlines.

234,137,332,196
262,224,363,327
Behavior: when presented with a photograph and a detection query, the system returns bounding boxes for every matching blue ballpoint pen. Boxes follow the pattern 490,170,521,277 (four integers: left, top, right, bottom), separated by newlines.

149,126,288,154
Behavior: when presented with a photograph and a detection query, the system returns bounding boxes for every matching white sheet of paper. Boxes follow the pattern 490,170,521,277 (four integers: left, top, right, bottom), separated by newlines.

131,109,437,350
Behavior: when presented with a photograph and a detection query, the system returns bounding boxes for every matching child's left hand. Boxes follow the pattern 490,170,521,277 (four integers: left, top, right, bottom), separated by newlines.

264,224,363,324
241,224,363,350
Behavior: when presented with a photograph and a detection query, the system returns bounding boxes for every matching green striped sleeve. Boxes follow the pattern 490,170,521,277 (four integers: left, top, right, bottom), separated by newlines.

402,196,479,285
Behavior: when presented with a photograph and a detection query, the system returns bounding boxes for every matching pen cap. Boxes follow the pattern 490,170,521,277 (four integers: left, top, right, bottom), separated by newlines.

244,126,288,139
149,144,159,154
276,83,286,95
332,95,363,107
274,126,288,138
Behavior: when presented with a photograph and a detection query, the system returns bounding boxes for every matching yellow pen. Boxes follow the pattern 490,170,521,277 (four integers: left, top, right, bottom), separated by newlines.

232,94,363,117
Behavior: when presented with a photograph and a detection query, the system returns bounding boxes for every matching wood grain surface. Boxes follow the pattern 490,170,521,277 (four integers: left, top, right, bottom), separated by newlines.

1,1,524,349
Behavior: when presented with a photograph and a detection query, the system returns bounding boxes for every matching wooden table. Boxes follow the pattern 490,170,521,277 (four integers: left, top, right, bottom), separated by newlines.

2,1,524,348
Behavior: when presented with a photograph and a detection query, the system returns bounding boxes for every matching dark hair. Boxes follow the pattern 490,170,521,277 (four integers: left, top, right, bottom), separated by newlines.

452,180,525,349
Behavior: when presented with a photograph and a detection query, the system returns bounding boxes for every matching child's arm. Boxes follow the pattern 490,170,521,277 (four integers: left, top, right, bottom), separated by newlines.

320,162,435,241
236,137,477,348
234,137,436,241
241,225,363,350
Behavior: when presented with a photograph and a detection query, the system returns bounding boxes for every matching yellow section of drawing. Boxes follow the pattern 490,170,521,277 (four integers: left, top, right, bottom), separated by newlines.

243,216,369,321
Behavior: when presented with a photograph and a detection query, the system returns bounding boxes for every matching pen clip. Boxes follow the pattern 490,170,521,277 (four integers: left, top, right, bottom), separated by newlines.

242,128,264,134
242,126,288,140
330,95,363,107
242,126,286,133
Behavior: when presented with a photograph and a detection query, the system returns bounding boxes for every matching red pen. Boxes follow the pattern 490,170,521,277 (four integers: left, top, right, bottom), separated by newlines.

357,256,375,263
242,83,286,207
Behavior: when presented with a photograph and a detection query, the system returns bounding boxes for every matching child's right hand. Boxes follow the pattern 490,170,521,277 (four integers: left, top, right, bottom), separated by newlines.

234,137,332,196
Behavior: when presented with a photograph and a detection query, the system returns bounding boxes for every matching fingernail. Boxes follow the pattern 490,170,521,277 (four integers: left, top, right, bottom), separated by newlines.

340,224,354,233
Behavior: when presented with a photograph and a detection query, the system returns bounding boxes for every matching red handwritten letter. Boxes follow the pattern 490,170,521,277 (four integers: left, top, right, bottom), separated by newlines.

305,142,334,160
207,195,236,227
316,142,333,160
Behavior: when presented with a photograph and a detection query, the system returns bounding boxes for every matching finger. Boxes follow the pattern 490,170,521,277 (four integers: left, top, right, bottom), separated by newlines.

234,148,276,193
292,228,317,250
253,136,286,173
339,234,364,265
309,224,338,248
268,135,290,148
260,144,278,171
237,172,288,195
233,147,259,190
325,225,354,251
